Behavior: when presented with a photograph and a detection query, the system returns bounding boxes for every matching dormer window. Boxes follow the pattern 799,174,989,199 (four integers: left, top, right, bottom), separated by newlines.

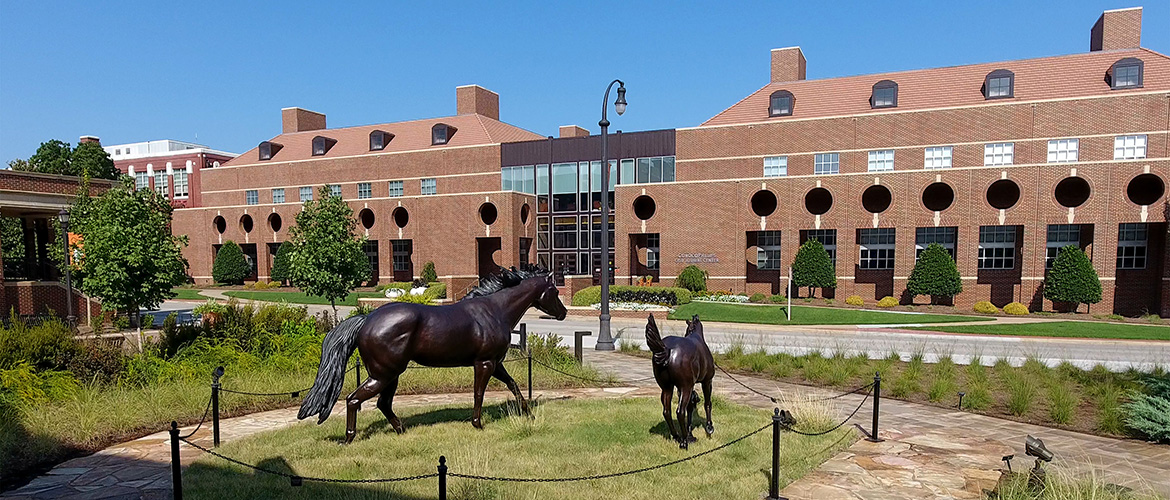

1108,58,1143,89
983,69,1014,99
432,123,456,145
870,80,897,108
258,141,282,160
311,136,336,156
369,130,393,151
768,90,794,117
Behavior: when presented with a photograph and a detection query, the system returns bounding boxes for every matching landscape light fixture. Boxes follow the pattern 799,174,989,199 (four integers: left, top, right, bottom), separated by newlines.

957,391,966,409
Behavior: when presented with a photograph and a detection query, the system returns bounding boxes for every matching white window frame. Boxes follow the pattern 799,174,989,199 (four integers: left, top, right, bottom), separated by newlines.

155,170,169,198
328,184,342,198
978,226,1016,270
173,162,190,199
867,150,894,172
858,228,895,270
1117,223,1148,270
421,178,437,196
388,180,404,197
272,188,285,204
299,186,313,202
1047,139,1079,163
814,153,839,175
923,146,952,169
763,156,787,177
984,142,1014,166
245,190,258,205
1114,135,1147,160
357,182,372,199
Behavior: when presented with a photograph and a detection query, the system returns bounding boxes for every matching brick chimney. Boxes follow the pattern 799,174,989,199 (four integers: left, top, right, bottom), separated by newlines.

559,125,589,138
771,47,806,83
78,135,100,145
1090,7,1141,51
281,107,326,134
456,85,500,120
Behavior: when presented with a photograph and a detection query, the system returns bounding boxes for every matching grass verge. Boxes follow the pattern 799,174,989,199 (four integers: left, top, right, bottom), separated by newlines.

185,397,854,500
669,302,991,325
222,290,386,306
909,321,1170,341
170,288,210,301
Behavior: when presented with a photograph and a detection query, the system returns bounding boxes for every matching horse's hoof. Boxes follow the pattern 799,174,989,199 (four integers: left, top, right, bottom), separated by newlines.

344,430,356,444
687,435,698,443
678,441,688,450
705,424,715,437
472,419,484,430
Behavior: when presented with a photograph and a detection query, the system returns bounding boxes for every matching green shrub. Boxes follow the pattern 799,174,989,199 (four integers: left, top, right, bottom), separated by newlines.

269,242,292,285
675,265,708,292
769,294,786,304
906,243,962,302
876,296,898,308
791,239,836,297
0,315,80,371
1003,302,1029,315
1123,393,1170,443
421,261,438,284
618,339,640,353
749,293,767,303
845,295,864,306
349,304,377,317
212,241,250,285
1044,245,1102,308
973,301,999,314
571,285,692,307
527,333,573,365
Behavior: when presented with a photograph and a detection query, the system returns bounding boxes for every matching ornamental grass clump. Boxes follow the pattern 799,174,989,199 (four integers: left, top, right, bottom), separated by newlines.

1005,372,1039,416
1047,381,1079,425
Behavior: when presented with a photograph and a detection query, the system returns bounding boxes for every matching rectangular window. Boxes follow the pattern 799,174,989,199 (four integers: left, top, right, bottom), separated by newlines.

272,188,285,204
646,234,660,270
519,165,535,194
1046,224,1081,268
867,149,894,172
551,163,577,212
329,184,342,198
1047,139,1079,163
662,156,675,182
987,76,1012,98
763,156,787,177
978,226,1017,270
636,158,651,183
537,217,549,250
814,153,839,175
245,190,258,205
134,171,150,191
1114,135,1147,160
552,216,578,249
536,164,549,195
872,87,896,107
858,228,895,270
299,186,312,202
984,143,1014,166
619,159,634,185
915,227,956,259
362,240,379,280
358,182,372,199
173,170,189,198
155,172,168,197
801,229,837,264
420,178,437,196
388,180,403,197
391,240,412,272
1117,223,1148,270
1114,65,1141,88
924,146,953,169
756,230,782,270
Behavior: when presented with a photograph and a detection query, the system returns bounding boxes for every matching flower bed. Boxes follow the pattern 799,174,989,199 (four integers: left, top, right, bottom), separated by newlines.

589,301,674,312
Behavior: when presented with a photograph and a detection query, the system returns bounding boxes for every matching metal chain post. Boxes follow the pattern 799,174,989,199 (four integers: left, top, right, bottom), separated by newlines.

169,421,183,500
867,372,883,443
527,347,533,402
766,408,787,500
438,456,447,500
211,372,221,448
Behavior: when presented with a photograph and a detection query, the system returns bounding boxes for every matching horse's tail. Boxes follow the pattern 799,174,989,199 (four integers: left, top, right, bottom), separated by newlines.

645,314,669,367
298,314,367,424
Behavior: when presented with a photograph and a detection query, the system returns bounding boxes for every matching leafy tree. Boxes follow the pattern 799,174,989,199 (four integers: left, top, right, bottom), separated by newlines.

675,265,708,292
906,243,962,303
71,141,119,180
287,186,371,316
1043,245,1101,310
270,242,292,285
212,241,250,285
791,239,836,297
26,140,72,174
0,216,24,275
14,140,119,179
71,184,188,326
421,261,438,283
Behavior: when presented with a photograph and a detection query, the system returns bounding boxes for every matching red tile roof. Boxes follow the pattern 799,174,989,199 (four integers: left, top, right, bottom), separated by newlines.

223,113,543,166
701,48,1170,127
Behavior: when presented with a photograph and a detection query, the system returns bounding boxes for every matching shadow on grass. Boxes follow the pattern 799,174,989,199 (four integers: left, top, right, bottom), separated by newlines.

185,456,438,500
350,399,546,442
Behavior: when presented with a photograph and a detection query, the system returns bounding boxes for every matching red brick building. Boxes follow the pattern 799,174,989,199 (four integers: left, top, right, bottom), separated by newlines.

105,138,236,208
621,7,1170,315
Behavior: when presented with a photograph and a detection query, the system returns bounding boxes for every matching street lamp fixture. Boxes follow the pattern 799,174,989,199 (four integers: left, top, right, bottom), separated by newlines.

57,208,76,328
595,79,626,351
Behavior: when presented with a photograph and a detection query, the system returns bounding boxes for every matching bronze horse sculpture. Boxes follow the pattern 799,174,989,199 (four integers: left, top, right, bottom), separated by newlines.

298,266,567,443
645,314,715,449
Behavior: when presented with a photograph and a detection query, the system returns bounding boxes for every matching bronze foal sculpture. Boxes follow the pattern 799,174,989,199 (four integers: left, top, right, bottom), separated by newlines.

298,266,567,443
645,314,715,449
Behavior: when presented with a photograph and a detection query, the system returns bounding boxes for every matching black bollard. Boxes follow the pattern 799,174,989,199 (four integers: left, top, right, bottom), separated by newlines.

527,347,533,401
211,368,222,448
169,421,183,500
867,372,884,443
766,408,787,500
438,455,447,500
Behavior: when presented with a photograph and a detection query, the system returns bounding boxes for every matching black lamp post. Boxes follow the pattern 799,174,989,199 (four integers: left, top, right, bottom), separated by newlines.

595,79,626,351
57,208,76,328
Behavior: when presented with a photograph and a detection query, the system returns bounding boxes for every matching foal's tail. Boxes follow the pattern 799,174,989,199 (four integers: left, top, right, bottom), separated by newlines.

645,314,669,367
298,314,367,424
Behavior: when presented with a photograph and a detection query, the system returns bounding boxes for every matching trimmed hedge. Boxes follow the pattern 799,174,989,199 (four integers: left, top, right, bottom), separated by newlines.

1003,302,1029,315
876,296,898,308
749,293,767,303
845,295,864,306
572,285,692,307
974,301,1000,314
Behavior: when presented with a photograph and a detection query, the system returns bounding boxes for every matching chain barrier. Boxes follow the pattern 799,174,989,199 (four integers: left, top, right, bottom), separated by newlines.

180,438,439,484
178,395,213,440
216,363,360,397
528,356,655,384
447,421,771,483
715,362,874,404
781,385,873,437
715,362,779,403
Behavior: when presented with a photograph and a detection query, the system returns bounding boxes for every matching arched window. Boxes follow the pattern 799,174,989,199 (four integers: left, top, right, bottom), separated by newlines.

258,141,282,160
870,80,898,108
1108,57,1143,89
983,69,1014,99
369,130,392,151
432,123,457,145
768,90,794,117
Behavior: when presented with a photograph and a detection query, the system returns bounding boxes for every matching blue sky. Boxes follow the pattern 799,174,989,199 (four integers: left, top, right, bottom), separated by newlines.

1,1,1166,163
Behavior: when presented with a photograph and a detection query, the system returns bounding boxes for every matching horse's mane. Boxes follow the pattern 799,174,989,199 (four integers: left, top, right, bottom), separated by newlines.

462,264,550,300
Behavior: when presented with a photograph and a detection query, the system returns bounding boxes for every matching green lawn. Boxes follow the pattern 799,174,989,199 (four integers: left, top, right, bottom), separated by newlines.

170,288,209,301
184,397,853,500
222,290,385,306
670,302,991,325
909,321,1170,341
